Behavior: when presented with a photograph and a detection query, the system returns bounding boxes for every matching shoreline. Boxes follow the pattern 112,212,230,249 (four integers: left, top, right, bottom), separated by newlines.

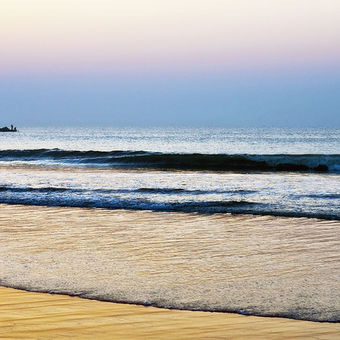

0,204,339,323
1,286,340,339
1,282,339,324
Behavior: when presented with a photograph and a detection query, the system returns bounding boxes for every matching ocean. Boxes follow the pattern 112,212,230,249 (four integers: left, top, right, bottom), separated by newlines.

0,127,339,321
0,127,339,219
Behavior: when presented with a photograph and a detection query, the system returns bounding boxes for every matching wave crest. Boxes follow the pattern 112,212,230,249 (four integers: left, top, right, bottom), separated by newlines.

0,149,339,172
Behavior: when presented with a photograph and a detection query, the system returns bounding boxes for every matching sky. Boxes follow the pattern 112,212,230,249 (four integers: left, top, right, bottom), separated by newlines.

1,0,340,127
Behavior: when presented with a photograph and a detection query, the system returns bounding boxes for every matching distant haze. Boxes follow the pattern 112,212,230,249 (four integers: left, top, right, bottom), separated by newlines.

1,0,339,127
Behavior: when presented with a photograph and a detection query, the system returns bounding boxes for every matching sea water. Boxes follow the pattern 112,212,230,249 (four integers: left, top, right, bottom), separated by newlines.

0,127,339,219
0,127,339,322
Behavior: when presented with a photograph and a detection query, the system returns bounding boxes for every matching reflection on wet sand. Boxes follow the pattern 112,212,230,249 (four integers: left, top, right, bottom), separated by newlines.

0,204,339,321
1,287,340,339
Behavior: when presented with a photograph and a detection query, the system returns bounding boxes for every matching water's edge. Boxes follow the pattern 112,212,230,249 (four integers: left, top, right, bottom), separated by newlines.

0,283,338,323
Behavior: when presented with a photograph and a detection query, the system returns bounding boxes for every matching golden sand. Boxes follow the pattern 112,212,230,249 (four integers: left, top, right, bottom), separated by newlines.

0,286,339,339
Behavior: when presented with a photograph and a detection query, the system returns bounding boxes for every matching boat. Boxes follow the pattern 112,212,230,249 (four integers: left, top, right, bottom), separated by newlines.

0,125,18,132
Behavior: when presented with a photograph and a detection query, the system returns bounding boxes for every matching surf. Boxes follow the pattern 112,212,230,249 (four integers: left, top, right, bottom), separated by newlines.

0,149,339,173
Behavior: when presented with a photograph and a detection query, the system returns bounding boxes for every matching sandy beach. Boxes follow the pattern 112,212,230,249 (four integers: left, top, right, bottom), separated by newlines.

1,286,339,339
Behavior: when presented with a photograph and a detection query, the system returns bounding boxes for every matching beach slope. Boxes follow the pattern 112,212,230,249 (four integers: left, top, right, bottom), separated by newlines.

1,287,339,339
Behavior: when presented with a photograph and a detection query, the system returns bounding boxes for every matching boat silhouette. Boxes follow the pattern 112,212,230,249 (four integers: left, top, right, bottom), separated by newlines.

0,125,18,132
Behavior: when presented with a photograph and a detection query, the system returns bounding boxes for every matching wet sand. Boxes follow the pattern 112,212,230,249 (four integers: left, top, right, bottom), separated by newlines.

0,204,339,321
1,286,340,339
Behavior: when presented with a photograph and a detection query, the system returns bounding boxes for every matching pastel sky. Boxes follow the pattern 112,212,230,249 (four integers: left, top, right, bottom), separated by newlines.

1,0,340,126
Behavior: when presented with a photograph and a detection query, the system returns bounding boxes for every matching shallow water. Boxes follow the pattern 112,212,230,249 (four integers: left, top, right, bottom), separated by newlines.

0,204,339,321
0,165,339,219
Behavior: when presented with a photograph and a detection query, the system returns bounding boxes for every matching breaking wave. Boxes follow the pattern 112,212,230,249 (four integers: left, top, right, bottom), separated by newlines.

0,195,254,214
0,149,340,172
0,185,339,219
